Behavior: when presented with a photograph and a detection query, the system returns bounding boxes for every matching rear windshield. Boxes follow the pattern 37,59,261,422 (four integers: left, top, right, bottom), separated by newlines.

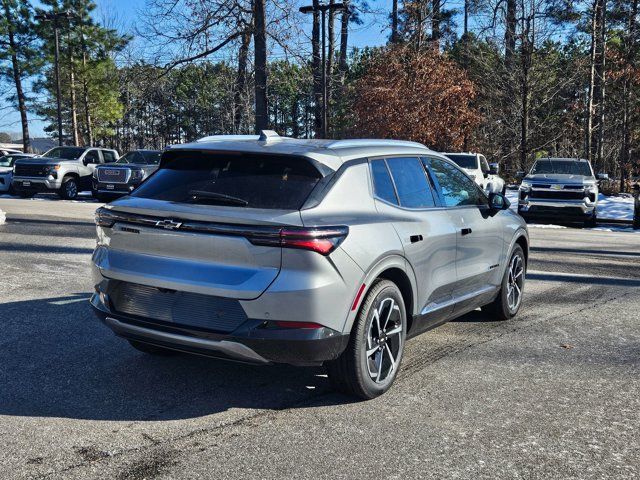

444,154,477,170
131,151,324,210
531,159,593,176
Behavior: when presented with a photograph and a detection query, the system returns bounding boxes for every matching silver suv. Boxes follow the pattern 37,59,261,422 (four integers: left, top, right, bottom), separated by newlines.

518,158,607,227
91,132,529,399
12,146,119,199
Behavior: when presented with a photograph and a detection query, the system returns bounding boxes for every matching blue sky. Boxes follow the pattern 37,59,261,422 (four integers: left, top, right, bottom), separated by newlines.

2,0,462,139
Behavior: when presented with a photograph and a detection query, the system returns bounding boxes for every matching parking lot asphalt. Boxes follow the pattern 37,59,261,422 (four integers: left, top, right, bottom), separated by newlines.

0,197,638,479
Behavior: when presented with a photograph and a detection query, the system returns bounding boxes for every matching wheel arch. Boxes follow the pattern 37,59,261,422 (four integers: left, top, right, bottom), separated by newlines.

341,254,418,335
514,232,529,269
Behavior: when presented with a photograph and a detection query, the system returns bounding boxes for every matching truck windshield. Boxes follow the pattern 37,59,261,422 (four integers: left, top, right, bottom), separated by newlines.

444,154,477,169
131,151,325,210
43,147,86,160
531,160,593,176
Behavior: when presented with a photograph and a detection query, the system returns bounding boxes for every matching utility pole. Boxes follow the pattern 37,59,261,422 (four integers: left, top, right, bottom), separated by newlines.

36,10,73,146
300,2,347,138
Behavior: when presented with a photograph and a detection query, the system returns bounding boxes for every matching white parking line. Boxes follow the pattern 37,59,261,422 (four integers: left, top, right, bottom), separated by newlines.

527,269,640,286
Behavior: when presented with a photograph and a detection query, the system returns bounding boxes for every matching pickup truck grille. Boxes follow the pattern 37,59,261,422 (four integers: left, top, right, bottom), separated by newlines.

529,190,585,200
108,281,248,333
97,167,129,183
14,164,48,177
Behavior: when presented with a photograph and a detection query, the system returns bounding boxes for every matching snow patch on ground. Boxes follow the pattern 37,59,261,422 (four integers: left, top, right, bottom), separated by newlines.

0,209,5,225
596,193,634,220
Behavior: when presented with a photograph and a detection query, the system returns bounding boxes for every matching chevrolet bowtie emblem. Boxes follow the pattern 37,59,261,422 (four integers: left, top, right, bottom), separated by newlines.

551,184,563,190
156,219,183,230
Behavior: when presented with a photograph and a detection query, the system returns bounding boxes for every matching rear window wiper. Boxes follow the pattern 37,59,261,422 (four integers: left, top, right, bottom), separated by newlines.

188,190,249,207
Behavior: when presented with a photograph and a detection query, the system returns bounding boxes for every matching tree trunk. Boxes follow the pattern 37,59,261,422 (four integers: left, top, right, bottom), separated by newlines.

253,0,268,132
312,0,322,136
391,0,399,43
234,27,251,133
585,0,599,162
594,0,606,170
67,32,80,146
327,0,336,135
339,1,350,76
80,28,93,146
432,0,440,52
2,0,31,153
505,0,517,67
619,0,638,192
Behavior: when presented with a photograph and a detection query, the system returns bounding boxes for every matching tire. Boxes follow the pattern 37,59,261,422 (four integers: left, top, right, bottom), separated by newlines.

482,244,526,320
95,193,110,203
128,340,178,356
584,211,597,228
60,176,79,200
18,190,34,198
326,279,407,400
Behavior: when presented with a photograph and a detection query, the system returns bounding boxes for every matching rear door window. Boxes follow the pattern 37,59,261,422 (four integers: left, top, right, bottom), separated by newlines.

132,151,324,210
84,150,101,164
371,159,399,205
102,150,116,163
385,157,436,208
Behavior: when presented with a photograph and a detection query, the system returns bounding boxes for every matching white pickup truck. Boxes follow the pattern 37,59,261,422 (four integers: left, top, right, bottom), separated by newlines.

443,152,505,194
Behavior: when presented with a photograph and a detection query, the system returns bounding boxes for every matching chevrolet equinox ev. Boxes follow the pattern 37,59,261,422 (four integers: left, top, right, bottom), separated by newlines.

91,131,529,399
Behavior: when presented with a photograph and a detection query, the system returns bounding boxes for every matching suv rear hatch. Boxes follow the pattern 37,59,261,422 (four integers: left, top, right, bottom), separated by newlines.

95,149,332,300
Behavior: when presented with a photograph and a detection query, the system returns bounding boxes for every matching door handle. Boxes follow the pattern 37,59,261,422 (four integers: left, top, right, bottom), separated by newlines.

410,234,423,243
461,228,473,236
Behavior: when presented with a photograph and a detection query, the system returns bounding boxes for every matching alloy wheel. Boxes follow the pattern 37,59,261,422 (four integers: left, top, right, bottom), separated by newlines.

507,253,525,311
365,297,403,384
66,180,78,198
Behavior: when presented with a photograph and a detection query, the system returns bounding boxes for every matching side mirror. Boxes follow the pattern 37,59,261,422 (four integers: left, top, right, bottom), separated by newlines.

489,192,510,211
516,171,525,179
489,163,500,175
597,173,609,181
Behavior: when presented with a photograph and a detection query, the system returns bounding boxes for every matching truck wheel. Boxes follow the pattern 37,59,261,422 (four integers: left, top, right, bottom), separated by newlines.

128,340,178,356
326,279,407,400
584,211,597,228
60,177,79,200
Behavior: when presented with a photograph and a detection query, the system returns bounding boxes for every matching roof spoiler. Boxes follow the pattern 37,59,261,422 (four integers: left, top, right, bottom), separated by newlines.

258,130,281,142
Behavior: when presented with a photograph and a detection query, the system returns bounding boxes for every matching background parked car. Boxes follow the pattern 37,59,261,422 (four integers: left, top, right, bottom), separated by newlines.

0,148,23,157
12,146,119,199
0,153,36,195
92,149,162,202
443,152,505,194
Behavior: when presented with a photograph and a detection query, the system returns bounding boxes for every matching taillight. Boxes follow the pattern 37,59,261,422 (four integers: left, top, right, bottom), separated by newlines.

249,226,348,255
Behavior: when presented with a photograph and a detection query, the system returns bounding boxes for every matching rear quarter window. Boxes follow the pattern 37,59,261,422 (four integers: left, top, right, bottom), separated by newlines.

131,151,324,210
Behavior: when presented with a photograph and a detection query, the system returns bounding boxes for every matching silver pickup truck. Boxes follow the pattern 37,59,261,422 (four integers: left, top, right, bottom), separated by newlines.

12,146,119,199
517,157,608,227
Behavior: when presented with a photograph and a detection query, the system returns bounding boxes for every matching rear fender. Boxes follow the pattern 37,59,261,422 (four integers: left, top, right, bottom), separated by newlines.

340,254,417,335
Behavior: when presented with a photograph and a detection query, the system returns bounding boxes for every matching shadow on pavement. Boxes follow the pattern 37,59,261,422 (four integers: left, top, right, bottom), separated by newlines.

0,244,95,255
0,295,348,422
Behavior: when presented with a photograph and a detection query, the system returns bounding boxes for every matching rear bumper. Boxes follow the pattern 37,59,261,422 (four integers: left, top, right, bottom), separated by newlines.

90,292,349,366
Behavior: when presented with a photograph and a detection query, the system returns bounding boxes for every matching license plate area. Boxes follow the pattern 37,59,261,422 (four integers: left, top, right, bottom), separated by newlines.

22,181,31,187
